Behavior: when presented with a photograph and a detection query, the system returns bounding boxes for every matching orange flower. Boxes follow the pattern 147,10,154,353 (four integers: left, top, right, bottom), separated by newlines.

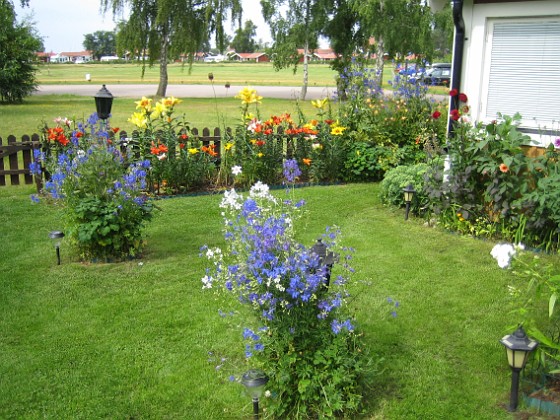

112,127,120,133
302,158,312,166
499,163,509,173
201,144,218,157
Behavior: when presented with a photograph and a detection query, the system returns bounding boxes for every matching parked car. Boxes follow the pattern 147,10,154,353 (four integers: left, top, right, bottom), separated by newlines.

204,55,225,63
409,63,452,86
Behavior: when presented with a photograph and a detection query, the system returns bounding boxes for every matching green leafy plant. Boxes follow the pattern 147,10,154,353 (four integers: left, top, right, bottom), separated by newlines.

201,161,383,418
425,93,560,249
128,96,217,194
379,163,429,216
31,114,154,261
491,243,560,374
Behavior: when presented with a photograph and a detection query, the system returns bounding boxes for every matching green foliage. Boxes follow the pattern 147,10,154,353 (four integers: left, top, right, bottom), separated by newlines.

202,179,375,418
337,60,447,175
101,0,242,95
379,163,429,216
83,30,116,60
493,247,560,375
128,96,218,193
230,20,258,53
32,116,155,261
425,104,560,250
0,0,41,103
0,183,521,418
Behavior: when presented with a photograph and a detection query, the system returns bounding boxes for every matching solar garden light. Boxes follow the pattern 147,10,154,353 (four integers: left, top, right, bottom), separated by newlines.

499,325,538,411
241,369,268,419
311,238,336,288
402,183,416,221
94,84,114,121
48,230,65,265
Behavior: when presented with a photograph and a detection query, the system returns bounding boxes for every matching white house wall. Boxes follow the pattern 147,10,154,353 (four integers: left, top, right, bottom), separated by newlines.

461,0,560,145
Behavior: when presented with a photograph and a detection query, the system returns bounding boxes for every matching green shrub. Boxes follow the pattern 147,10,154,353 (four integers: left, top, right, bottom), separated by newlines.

379,163,429,216
31,115,154,261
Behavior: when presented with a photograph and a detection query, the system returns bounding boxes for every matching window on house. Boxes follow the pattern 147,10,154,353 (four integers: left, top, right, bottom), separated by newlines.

482,18,560,142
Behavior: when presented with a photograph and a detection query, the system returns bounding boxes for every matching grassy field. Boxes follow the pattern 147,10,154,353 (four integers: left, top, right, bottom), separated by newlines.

36,62,341,86
0,95,322,140
0,182,543,419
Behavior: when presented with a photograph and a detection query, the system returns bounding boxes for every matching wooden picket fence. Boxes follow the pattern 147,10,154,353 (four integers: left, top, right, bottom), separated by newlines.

0,128,227,189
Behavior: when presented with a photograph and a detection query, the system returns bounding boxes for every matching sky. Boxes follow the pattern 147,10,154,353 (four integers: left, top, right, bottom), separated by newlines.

14,0,272,53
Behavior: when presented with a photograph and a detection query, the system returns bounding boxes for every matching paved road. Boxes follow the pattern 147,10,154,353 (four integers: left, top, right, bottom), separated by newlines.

35,84,337,100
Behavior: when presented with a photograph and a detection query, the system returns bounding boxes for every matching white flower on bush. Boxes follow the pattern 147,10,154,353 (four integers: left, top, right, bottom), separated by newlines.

490,243,522,268
231,165,242,176
220,189,243,210
250,181,272,199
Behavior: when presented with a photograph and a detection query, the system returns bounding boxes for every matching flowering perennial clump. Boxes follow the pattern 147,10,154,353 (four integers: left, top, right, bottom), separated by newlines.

201,160,369,417
128,96,217,194
31,113,154,261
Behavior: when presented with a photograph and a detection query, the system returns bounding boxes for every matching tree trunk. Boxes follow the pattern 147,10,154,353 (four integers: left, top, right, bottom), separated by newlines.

300,40,309,101
156,39,169,97
375,35,385,88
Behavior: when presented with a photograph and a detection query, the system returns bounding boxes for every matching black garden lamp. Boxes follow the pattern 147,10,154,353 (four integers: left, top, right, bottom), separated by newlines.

94,84,114,121
499,325,538,411
311,238,336,288
402,183,416,221
48,230,65,265
241,369,268,419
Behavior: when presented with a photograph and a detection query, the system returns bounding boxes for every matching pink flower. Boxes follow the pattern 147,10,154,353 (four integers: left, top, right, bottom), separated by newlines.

554,138,560,148
458,93,468,103
499,163,509,173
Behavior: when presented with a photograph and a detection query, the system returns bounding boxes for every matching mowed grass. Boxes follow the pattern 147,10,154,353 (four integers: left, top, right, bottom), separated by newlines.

0,182,536,419
0,95,322,140
37,62,340,86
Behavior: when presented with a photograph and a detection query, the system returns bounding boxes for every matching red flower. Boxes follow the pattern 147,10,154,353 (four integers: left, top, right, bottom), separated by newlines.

450,109,461,121
179,143,185,149
180,133,188,140
449,89,458,97
112,127,120,133
432,110,442,119
458,93,468,103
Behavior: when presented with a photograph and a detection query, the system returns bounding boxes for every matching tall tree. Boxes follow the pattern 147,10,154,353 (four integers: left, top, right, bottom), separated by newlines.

100,0,242,97
83,30,116,60
353,0,433,85
431,2,453,59
261,0,326,100
0,0,42,103
230,19,257,53
321,0,368,98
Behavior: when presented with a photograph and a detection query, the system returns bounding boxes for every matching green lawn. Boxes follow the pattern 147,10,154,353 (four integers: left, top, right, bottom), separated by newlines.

0,95,323,140
36,62,340,87
0,183,534,419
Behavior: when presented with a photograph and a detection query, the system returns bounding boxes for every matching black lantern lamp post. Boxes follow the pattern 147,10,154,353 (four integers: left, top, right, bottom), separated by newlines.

311,238,336,288
48,230,65,265
403,183,416,221
241,369,268,419
499,325,538,411
94,84,114,121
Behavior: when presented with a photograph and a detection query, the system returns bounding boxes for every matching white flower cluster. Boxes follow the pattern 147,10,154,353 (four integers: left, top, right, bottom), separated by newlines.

490,243,524,269
220,189,242,210
249,181,271,199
